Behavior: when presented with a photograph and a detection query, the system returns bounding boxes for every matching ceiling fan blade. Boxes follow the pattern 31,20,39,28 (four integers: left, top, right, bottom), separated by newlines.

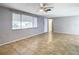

48,7,54,8
40,3,44,7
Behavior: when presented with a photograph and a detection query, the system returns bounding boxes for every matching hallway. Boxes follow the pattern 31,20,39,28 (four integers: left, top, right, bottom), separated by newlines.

0,33,79,55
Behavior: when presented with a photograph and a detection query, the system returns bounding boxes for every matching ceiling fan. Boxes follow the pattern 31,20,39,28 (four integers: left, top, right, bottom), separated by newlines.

40,3,54,12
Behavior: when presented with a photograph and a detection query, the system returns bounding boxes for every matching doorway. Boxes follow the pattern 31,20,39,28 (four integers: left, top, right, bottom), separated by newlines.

48,18,53,33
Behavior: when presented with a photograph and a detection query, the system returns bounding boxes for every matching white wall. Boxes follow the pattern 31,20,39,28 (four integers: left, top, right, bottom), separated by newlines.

53,16,79,35
44,18,48,32
0,7,45,45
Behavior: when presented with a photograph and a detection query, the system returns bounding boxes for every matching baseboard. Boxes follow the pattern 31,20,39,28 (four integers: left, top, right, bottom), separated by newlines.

0,32,45,46
54,31,79,36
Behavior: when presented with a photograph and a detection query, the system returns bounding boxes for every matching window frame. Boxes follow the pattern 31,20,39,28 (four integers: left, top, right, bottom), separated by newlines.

12,12,38,30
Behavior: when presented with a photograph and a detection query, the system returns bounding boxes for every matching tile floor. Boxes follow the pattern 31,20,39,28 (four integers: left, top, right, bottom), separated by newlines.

0,32,79,55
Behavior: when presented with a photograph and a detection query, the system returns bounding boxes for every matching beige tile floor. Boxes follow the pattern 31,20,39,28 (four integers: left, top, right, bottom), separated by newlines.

0,32,79,55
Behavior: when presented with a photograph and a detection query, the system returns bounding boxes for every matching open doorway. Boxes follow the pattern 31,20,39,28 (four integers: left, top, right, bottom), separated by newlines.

48,18,53,33
44,18,54,33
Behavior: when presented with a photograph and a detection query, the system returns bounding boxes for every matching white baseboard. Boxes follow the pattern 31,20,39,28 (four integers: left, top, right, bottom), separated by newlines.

54,31,79,36
0,32,45,46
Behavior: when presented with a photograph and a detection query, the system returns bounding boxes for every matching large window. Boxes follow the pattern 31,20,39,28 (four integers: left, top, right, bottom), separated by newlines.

12,13,21,29
12,12,37,30
22,14,33,29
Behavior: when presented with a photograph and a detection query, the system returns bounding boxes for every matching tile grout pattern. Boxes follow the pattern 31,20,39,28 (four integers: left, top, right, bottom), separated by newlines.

0,32,79,55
